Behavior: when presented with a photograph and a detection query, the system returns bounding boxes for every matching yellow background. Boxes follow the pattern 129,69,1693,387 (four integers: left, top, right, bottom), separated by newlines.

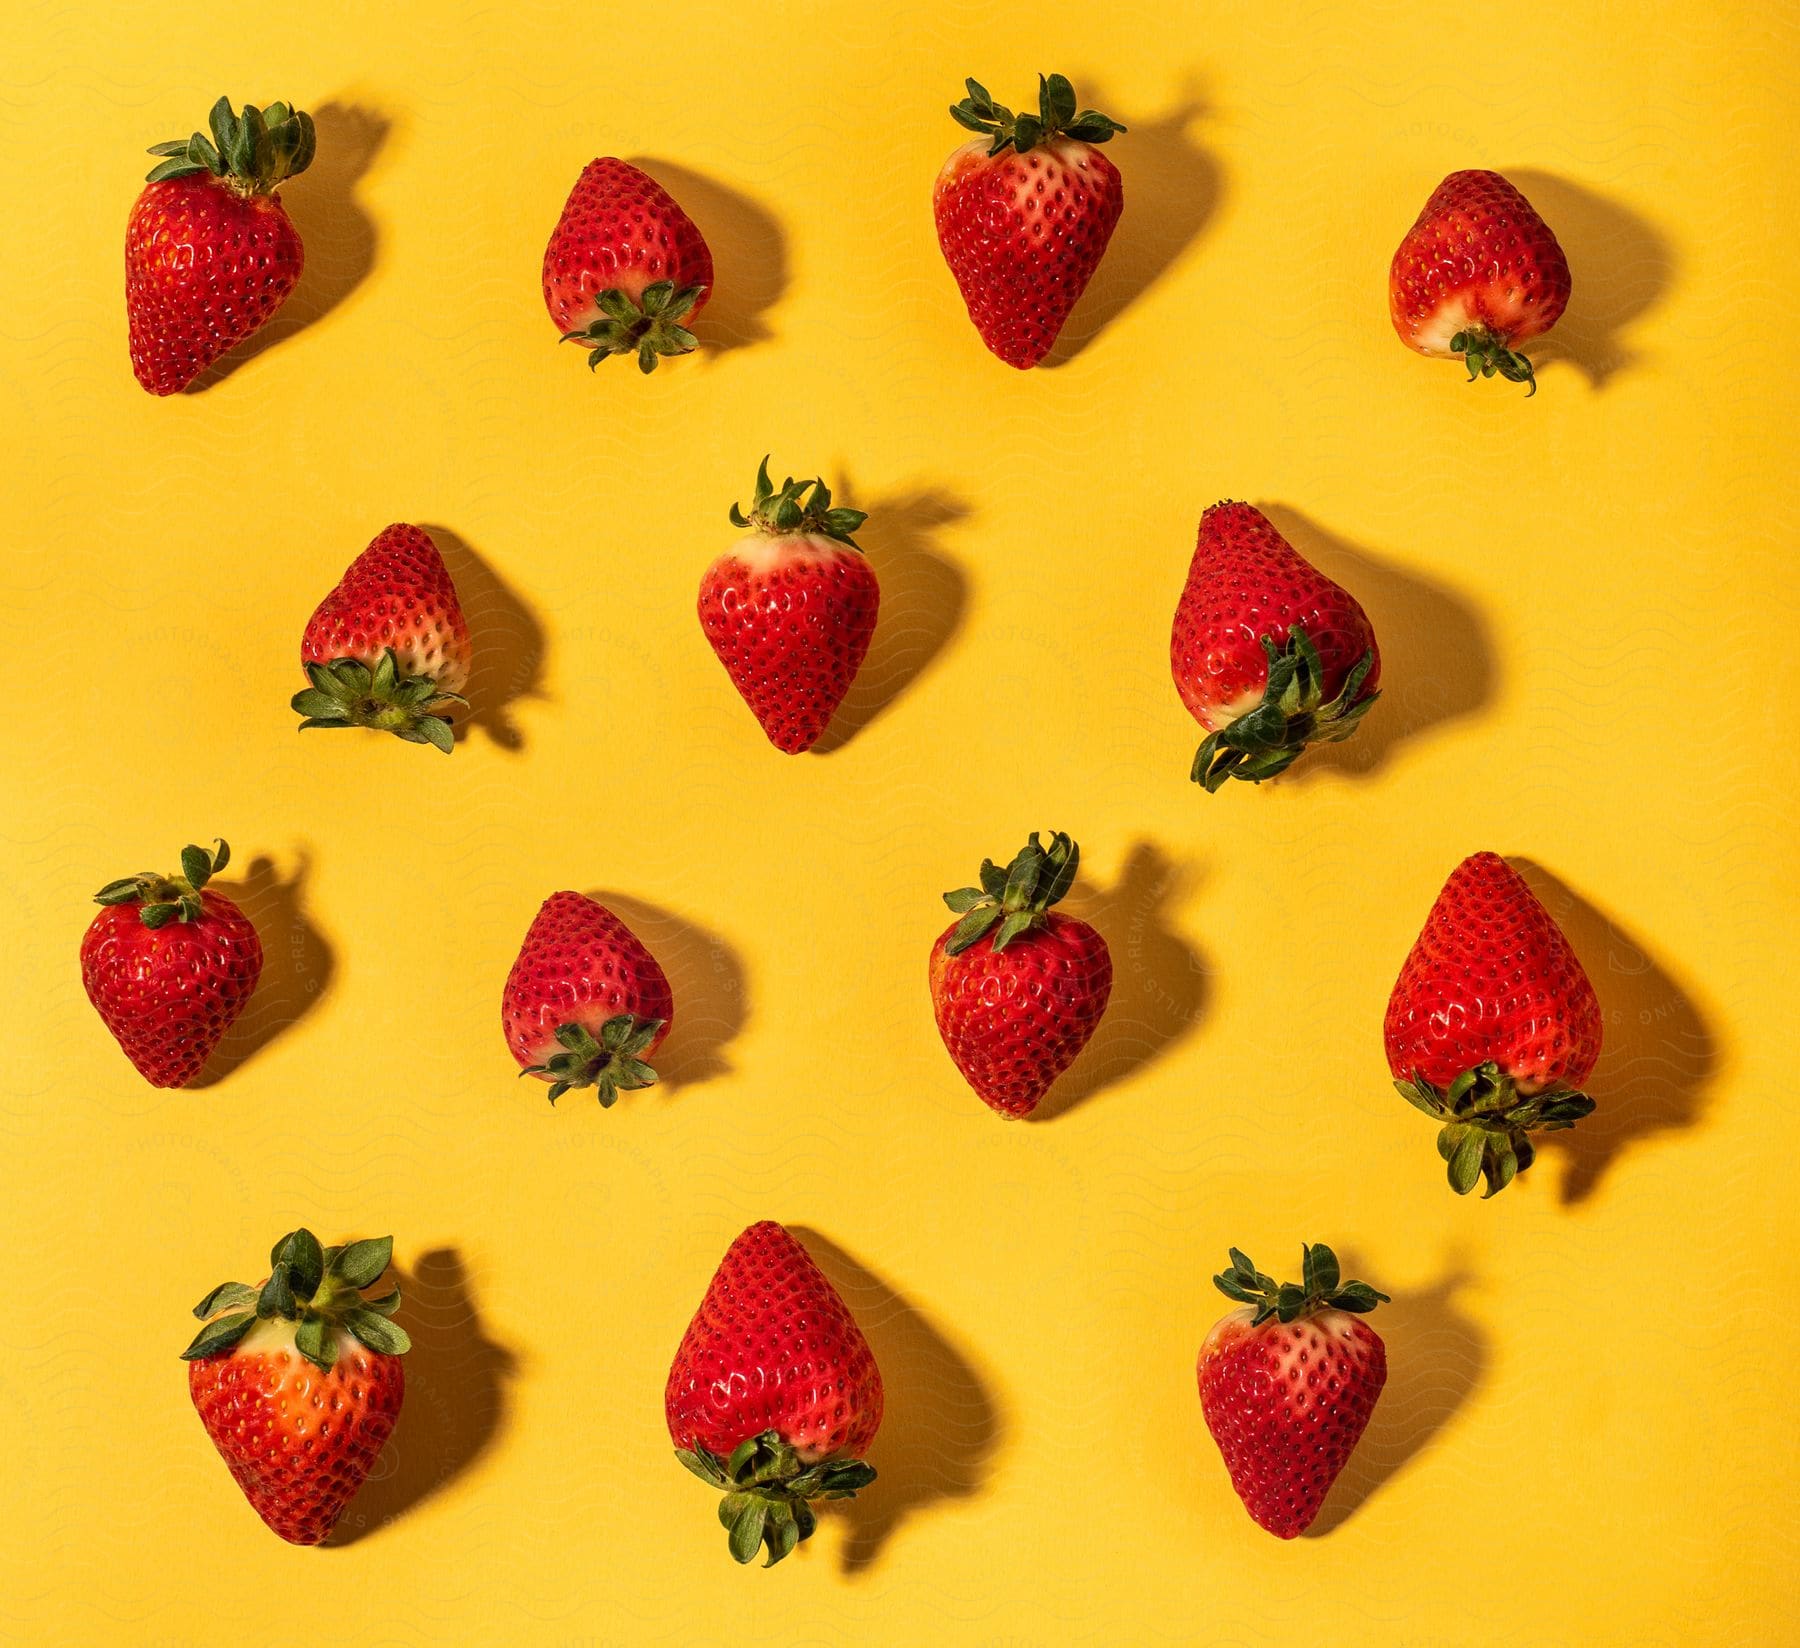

4,3,1796,1643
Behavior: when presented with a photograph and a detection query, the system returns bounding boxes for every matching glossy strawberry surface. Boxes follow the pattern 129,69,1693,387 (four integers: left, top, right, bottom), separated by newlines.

1385,851,1602,1092
126,173,304,394
698,534,880,753
934,137,1122,368
542,157,713,334
1198,1306,1386,1539
665,1221,883,1462
929,911,1112,1117
81,888,261,1086
300,524,471,694
189,1324,403,1545
502,891,673,1072
1389,169,1570,356
1171,502,1379,731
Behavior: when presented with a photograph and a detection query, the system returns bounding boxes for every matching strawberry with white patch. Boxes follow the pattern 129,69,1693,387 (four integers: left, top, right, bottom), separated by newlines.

183,1229,410,1545
1197,1243,1388,1539
1170,501,1380,790
291,523,472,753
697,458,879,753
1389,170,1571,396
502,891,673,1107
543,157,713,373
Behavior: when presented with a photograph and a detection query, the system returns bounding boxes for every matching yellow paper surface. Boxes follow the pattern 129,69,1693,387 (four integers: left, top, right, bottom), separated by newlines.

3,4,1796,1643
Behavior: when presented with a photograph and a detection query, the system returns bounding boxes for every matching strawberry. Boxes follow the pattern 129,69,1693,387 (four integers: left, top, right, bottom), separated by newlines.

667,1221,881,1566
697,458,879,754
543,157,713,373
502,891,673,1106
1198,1243,1389,1539
1389,169,1572,397
291,523,472,753
934,74,1126,368
183,1229,409,1545
1386,852,1603,1196
81,838,263,1087
126,98,314,395
1171,502,1380,791
929,830,1112,1118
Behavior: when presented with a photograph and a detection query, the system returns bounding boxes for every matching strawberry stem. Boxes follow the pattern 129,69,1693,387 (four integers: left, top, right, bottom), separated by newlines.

145,98,314,192
1191,625,1379,791
675,1430,876,1567
1395,1061,1595,1196
1212,1244,1388,1326
561,280,705,373
181,1229,409,1373
1450,327,1538,396
92,838,230,927
520,1013,663,1106
727,457,867,545
948,73,1125,156
292,647,467,753
941,830,1080,955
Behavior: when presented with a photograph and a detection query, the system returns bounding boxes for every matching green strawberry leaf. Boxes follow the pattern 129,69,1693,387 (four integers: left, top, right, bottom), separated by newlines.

331,1236,393,1289
180,1311,256,1360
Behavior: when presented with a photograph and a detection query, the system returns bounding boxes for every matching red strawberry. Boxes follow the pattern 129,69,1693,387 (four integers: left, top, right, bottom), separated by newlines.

1199,1245,1388,1538
929,830,1112,1118
126,98,314,395
1385,852,1603,1195
502,891,673,1106
81,838,263,1087
666,1221,882,1566
543,157,713,373
183,1228,409,1545
292,523,472,753
934,74,1126,368
698,458,880,754
1171,502,1381,791
1389,169,1572,397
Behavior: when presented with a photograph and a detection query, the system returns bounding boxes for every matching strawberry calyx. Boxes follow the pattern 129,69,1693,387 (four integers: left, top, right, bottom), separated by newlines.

180,1229,410,1375
942,829,1079,956
561,279,706,374
1396,1061,1595,1197
93,838,231,928
1212,1243,1388,1326
1191,625,1378,792
675,1430,877,1568
728,457,867,546
948,73,1126,157
520,1013,664,1107
292,646,468,754
145,97,315,194
1451,327,1538,397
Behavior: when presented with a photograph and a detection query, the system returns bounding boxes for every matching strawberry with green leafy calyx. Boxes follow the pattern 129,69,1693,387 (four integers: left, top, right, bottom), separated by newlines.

1198,1243,1389,1538
502,891,674,1108
934,73,1127,368
929,829,1113,1117
127,98,316,393
183,1229,409,1545
698,457,879,753
1171,502,1381,791
1385,852,1603,1197
543,157,714,374
81,837,263,1086
292,524,472,753
666,1222,882,1567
